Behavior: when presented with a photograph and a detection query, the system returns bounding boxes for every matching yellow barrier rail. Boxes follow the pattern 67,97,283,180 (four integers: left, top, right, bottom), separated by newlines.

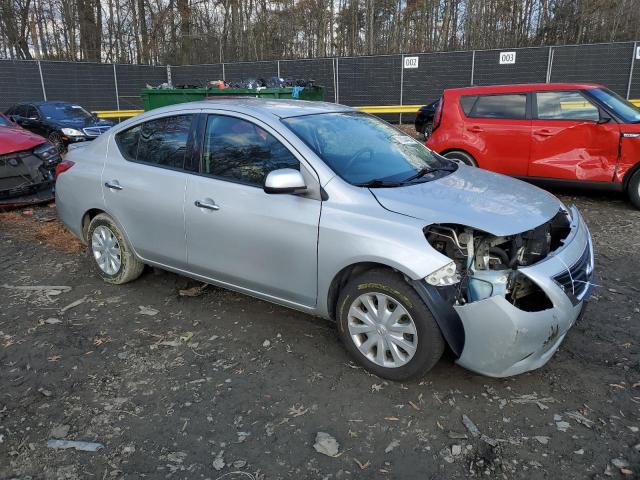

94,99,640,119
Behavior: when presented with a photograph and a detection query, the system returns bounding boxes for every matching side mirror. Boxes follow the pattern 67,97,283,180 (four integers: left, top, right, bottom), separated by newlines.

264,168,307,194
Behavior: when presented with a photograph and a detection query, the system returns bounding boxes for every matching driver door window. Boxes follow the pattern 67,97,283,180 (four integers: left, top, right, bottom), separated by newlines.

202,115,299,186
535,91,599,121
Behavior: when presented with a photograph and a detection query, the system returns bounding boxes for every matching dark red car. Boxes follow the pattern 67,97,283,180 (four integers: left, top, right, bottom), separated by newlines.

0,113,61,208
426,83,640,209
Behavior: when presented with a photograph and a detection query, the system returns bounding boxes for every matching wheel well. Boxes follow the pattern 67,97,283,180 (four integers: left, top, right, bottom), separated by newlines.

327,262,400,320
81,208,105,243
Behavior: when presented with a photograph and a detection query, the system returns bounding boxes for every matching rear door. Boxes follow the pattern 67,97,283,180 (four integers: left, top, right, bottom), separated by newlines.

462,93,531,175
102,113,196,268
529,90,620,181
184,113,321,307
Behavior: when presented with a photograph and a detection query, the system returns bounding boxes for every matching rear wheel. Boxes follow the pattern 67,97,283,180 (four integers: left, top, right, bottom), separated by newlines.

443,150,477,167
422,121,433,140
87,214,144,284
628,169,640,210
336,269,445,381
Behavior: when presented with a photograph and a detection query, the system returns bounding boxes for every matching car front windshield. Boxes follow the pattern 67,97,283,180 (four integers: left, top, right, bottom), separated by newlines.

39,104,94,122
589,88,640,123
282,112,453,186
0,116,12,127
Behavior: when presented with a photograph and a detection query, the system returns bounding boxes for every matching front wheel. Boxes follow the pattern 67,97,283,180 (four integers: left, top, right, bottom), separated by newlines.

336,269,445,381
628,169,640,210
87,214,144,284
48,131,66,154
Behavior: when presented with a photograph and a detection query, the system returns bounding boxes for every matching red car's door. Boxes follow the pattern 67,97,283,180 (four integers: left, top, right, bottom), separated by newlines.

529,90,620,181
462,93,531,176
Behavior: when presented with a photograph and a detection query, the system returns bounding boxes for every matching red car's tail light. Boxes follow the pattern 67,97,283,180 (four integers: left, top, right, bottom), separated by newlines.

55,160,75,178
432,97,444,132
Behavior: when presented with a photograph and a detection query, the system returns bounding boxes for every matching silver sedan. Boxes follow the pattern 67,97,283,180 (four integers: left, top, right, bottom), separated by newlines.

55,99,594,380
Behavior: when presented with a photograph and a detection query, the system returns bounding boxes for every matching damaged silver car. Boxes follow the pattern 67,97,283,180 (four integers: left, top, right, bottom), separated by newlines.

56,99,594,380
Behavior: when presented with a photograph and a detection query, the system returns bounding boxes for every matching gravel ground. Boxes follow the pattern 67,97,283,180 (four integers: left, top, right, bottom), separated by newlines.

0,189,639,480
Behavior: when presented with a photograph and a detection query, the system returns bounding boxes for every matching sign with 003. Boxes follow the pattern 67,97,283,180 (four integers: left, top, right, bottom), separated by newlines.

403,56,419,69
499,51,516,64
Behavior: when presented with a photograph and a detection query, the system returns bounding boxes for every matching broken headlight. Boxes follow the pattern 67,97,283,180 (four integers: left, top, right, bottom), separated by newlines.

425,261,460,286
34,143,61,165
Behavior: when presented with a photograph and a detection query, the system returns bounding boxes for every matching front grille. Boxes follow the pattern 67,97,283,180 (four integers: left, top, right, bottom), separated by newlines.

83,126,111,137
553,243,593,302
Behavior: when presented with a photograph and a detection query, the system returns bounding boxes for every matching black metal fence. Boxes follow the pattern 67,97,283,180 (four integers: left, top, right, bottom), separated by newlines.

1,41,638,113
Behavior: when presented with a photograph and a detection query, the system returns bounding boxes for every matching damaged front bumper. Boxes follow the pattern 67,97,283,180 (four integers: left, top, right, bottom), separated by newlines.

454,206,593,377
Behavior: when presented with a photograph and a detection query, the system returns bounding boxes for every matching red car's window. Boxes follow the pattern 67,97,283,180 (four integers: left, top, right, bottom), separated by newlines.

536,91,599,122
468,94,526,119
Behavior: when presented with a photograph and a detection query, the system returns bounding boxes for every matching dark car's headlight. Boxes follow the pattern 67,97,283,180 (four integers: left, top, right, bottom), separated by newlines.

34,143,61,165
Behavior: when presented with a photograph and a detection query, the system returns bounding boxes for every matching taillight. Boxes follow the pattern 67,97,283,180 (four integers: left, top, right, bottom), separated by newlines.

432,97,444,131
55,160,75,178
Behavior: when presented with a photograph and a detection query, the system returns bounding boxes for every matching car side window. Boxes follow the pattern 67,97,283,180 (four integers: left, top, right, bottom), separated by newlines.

202,115,299,187
115,115,193,169
536,91,599,121
469,94,527,119
459,95,478,115
26,106,39,119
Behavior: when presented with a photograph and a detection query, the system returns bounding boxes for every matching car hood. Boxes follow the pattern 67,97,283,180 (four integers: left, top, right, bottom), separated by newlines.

51,118,113,129
370,165,562,236
0,126,45,155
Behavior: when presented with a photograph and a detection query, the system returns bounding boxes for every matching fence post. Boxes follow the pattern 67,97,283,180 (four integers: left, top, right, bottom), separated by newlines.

334,57,339,104
470,50,475,85
113,64,121,111
399,54,404,125
277,60,280,78
222,63,226,81
37,60,47,101
546,47,554,83
627,42,637,99
166,64,172,85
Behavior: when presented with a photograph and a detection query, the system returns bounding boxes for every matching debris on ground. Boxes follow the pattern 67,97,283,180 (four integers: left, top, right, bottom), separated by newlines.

384,439,400,453
178,283,209,297
313,432,340,457
462,414,480,437
137,305,159,316
47,440,104,451
59,296,87,313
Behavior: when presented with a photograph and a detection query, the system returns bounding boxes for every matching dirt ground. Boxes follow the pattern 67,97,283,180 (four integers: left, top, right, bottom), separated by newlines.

1,188,639,480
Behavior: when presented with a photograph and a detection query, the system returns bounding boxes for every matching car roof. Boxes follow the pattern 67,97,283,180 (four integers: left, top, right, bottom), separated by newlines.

444,83,604,95
139,98,355,120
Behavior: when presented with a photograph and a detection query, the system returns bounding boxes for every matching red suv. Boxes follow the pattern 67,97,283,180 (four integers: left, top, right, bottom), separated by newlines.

426,83,640,209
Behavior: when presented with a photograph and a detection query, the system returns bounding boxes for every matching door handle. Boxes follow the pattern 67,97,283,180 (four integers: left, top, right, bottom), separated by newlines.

194,199,220,211
534,129,554,137
466,125,483,133
104,181,123,190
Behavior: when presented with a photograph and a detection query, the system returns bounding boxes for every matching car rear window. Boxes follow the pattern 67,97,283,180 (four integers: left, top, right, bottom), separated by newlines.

468,94,527,119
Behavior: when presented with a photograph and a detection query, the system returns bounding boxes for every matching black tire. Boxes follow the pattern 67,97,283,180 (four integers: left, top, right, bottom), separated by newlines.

48,131,66,154
87,213,144,284
443,150,477,167
422,121,433,140
336,269,445,381
627,169,640,210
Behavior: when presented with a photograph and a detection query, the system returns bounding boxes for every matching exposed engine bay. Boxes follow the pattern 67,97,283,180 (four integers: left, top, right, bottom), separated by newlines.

424,210,572,311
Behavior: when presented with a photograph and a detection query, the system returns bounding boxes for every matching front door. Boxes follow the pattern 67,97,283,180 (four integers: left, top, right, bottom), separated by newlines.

185,113,321,307
529,90,620,181
102,113,195,268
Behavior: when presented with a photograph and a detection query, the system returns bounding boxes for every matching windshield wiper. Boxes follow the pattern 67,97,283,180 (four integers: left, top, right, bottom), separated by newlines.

402,164,457,183
355,178,404,188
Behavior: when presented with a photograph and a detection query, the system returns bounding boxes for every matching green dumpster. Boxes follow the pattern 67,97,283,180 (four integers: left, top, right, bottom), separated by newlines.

141,86,325,111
